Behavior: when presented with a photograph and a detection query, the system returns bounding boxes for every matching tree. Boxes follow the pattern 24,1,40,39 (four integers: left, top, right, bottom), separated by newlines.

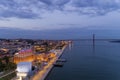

3,56,9,64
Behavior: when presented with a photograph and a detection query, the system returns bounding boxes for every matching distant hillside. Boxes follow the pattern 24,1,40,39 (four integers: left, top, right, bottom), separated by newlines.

0,27,120,39
109,40,120,43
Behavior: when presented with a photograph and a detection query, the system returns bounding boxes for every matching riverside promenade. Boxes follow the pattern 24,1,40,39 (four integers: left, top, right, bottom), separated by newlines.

31,44,67,80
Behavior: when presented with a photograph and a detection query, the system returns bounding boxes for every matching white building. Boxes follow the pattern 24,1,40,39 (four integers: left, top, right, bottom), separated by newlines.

16,62,32,80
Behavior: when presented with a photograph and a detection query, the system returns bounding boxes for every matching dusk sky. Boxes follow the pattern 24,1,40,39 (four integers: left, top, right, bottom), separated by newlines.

1,0,120,39
0,0,120,30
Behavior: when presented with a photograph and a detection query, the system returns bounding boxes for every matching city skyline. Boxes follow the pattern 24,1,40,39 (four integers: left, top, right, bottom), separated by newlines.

0,0,120,30
1,1,120,80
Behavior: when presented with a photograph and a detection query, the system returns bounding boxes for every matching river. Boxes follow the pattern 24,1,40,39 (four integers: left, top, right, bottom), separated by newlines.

46,40,120,80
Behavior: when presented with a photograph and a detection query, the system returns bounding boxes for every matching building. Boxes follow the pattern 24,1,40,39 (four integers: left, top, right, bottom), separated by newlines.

16,62,32,80
14,49,35,64
36,52,56,62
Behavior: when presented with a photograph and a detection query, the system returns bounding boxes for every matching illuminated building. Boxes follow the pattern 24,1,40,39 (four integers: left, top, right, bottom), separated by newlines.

36,52,56,62
14,48,56,64
14,49,35,64
48,53,56,58
16,62,32,80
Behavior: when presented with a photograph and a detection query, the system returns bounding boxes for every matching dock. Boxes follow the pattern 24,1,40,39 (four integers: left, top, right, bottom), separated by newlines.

57,59,67,62
53,62,64,67
53,59,67,67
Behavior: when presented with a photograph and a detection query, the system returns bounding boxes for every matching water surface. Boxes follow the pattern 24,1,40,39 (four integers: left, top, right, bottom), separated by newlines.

46,40,120,80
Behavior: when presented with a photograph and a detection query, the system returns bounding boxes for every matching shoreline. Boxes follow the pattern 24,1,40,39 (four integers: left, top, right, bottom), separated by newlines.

31,44,68,80
43,45,67,80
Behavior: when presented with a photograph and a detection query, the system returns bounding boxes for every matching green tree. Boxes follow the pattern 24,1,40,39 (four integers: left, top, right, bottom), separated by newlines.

3,56,9,64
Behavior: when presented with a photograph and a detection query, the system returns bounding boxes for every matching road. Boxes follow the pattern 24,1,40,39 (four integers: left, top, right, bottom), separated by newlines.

0,70,15,79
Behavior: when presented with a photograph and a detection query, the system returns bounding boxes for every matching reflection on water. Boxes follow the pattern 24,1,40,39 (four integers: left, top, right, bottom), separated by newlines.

46,40,120,80
68,42,73,51
93,39,95,55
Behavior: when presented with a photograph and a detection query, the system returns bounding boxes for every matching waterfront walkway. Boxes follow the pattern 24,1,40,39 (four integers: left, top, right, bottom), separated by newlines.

31,45,67,80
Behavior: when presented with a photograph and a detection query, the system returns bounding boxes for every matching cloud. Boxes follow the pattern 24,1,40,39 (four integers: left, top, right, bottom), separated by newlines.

64,0,120,15
0,0,42,19
0,0,120,19
39,0,70,9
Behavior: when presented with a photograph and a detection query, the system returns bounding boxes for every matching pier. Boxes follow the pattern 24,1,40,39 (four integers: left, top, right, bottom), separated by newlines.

57,59,67,62
53,62,64,67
